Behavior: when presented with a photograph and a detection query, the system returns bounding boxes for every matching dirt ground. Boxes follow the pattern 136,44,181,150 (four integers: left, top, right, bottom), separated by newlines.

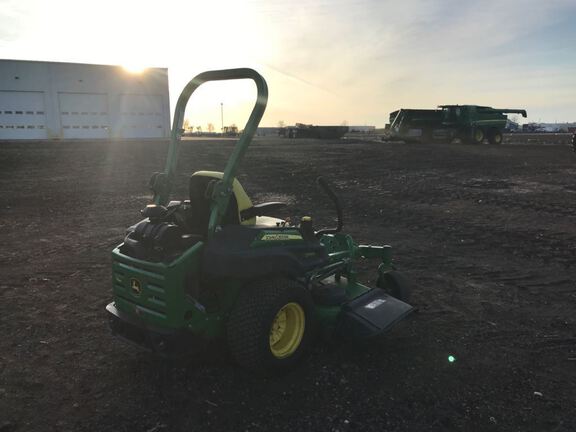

1,135,575,432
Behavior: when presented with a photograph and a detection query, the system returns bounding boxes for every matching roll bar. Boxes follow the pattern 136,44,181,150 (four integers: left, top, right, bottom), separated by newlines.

153,68,268,236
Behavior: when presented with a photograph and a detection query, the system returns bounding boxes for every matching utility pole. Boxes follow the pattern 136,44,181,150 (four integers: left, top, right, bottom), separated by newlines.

221,102,224,133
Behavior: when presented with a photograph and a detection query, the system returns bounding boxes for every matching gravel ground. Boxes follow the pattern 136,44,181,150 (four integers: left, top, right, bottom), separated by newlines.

0,136,575,432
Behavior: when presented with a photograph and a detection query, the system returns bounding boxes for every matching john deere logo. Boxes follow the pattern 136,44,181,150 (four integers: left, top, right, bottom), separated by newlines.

130,278,142,296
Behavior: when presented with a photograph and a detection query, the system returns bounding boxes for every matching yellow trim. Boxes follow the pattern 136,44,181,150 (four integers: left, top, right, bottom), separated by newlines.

269,302,305,359
191,171,256,225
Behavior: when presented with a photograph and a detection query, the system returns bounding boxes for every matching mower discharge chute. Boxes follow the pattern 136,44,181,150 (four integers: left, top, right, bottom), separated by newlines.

106,68,414,375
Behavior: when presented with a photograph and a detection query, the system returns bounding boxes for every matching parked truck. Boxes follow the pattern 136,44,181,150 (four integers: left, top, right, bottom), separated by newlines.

384,105,527,144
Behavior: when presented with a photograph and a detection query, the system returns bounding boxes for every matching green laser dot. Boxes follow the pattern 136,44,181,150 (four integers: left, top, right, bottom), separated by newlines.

448,355,456,363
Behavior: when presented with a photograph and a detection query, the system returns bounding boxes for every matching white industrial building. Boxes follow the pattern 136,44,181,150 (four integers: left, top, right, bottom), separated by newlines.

0,59,170,140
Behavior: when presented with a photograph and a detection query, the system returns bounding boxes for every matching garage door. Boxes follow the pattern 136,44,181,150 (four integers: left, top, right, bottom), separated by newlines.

118,94,164,138
0,91,48,139
59,93,109,139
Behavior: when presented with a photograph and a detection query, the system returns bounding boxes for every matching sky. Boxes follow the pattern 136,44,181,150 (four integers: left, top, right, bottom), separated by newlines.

0,0,575,128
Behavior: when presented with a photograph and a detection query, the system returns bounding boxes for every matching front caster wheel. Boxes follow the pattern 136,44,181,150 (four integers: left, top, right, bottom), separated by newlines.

376,270,413,303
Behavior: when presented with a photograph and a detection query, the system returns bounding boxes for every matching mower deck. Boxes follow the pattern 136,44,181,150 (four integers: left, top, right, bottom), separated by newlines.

337,288,414,340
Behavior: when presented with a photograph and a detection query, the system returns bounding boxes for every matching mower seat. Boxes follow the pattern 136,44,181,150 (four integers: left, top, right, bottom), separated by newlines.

189,171,285,230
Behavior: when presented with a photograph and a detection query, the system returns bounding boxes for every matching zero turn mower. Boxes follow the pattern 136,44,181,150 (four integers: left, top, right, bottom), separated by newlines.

106,68,414,375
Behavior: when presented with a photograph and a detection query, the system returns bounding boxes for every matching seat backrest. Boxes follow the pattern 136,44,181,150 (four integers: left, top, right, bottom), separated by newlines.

189,171,256,232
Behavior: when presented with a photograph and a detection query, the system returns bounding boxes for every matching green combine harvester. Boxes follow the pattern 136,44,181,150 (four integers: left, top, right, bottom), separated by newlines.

384,105,527,144
106,68,414,375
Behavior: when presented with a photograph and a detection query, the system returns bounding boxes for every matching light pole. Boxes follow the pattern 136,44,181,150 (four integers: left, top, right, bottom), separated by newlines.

220,102,224,133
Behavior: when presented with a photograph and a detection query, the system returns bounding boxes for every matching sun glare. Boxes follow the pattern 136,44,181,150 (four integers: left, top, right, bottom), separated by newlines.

122,63,147,74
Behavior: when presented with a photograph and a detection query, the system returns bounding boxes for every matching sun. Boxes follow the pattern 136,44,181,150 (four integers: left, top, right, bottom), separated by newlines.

122,62,148,73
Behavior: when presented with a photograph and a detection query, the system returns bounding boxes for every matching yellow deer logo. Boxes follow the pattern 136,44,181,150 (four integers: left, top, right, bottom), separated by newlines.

130,278,142,296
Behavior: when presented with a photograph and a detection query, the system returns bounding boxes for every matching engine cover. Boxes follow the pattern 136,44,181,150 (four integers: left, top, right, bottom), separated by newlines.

121,220,183,261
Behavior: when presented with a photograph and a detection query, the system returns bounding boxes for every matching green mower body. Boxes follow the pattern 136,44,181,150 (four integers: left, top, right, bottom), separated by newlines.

106,69,414,374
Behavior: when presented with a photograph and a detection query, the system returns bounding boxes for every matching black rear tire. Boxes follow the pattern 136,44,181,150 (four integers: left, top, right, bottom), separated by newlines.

227,278,316,375
470,128,485,145
487,128,503,145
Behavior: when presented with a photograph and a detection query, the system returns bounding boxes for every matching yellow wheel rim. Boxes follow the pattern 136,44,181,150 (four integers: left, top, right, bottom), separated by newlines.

269,302,305,359
474,129,484,141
